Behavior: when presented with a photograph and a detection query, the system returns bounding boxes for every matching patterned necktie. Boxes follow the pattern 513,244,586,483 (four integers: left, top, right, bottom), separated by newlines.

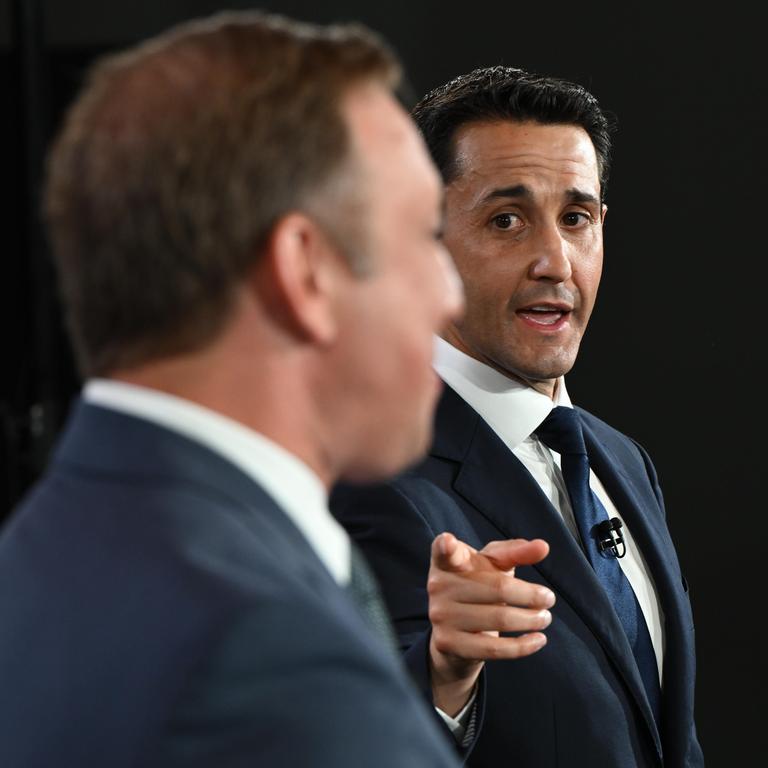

347,543,400,658
535,406,661,723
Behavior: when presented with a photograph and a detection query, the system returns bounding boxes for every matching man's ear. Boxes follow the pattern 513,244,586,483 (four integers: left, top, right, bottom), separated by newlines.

250,212,345,345
601,203,608,224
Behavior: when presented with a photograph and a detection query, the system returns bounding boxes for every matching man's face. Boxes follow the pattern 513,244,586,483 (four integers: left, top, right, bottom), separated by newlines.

441,120,605,397
331,85,463,481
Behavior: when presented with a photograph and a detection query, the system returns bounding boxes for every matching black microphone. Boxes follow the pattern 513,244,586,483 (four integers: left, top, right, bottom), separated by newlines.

594,517,626,558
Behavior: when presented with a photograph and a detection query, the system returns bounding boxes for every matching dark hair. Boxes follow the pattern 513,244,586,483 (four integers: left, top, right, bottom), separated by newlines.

44,11,400,376
412,65,614,194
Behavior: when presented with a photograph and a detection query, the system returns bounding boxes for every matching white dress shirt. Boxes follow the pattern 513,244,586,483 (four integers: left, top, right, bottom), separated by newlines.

83,379,351,584
433,337,665,682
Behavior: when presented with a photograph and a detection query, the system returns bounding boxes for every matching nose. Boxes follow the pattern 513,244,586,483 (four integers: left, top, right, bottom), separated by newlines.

528,223,572,283
436,245,465,323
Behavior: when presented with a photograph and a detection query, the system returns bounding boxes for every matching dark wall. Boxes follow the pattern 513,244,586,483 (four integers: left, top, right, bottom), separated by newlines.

3,1,764,763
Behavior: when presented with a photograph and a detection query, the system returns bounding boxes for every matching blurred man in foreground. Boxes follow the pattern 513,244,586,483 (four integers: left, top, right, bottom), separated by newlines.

0,11,470,767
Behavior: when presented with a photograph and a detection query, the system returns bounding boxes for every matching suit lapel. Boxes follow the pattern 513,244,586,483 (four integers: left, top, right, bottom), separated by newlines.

582,414,694,753
433,388,661,755
581,417,672,574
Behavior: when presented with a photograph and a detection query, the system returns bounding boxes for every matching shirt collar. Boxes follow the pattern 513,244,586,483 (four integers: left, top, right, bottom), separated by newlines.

83,379,350,584
433,336,572,451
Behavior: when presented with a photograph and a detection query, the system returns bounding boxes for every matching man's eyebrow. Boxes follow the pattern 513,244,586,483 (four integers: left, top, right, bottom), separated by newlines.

481,184,530,205
479,185,600,207
564,188,601,206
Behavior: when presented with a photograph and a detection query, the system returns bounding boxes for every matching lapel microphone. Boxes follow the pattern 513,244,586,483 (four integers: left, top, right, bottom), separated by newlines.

594,517,626,558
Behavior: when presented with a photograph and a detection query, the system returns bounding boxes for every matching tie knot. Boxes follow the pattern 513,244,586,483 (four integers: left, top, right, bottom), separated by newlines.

534,406,587,456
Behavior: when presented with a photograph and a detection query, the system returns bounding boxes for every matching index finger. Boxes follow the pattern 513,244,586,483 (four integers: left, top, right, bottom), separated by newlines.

480,539,550,571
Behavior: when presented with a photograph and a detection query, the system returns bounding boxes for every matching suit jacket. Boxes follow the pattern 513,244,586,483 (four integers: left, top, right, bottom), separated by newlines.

332,385,703,768
0,400,461,768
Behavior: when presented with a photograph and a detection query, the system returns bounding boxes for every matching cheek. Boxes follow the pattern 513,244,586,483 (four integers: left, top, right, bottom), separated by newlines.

449,236,490,282
574,256,603,308
461,264,517,318
450,231,527,289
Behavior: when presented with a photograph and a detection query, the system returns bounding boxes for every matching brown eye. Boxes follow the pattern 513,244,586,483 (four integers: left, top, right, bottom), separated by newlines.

492,213,520,230
562,212,590,226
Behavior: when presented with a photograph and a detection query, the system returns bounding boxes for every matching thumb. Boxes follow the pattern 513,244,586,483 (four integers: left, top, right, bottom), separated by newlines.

480,538,550,571
431,532,477,573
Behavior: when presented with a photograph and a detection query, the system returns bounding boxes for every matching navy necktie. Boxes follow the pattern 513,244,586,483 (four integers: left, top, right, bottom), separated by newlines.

535,406,661,723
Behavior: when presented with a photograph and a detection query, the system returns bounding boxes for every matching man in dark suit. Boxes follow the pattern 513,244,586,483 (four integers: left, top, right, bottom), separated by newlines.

0,11,470,766
333,67,704,767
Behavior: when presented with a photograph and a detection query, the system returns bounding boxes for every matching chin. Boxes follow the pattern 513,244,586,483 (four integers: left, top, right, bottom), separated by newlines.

528,367,571,382
512,352,577,382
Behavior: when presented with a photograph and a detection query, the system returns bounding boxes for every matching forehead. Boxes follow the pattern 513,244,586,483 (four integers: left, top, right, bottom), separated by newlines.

450,120,600,201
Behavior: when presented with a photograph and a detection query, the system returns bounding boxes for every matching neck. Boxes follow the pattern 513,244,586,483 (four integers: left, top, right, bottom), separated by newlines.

439,330,558,399
110,346,337,490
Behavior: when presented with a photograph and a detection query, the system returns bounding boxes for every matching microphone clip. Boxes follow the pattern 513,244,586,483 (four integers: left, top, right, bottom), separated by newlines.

594,517,626,558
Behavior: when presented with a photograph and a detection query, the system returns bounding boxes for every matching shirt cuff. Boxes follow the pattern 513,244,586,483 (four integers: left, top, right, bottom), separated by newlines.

434,686,478,742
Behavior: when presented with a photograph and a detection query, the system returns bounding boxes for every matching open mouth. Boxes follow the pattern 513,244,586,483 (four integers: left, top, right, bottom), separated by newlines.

516,304,572,327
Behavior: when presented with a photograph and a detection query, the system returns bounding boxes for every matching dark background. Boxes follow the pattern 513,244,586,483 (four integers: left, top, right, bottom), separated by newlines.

2,1,765,763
